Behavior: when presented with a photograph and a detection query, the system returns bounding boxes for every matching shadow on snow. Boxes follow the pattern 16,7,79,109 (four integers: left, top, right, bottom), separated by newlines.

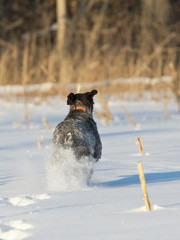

0,176,14,186
100,127,177,139
95,171,180,188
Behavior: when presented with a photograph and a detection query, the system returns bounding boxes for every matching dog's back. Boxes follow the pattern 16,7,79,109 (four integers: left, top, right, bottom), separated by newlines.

53,90,102,161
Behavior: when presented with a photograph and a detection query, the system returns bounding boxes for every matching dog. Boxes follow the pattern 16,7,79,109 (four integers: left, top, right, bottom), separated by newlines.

52,90,102,182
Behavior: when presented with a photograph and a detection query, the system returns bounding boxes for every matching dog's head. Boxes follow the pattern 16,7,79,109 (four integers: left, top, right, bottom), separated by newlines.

67,90,98,112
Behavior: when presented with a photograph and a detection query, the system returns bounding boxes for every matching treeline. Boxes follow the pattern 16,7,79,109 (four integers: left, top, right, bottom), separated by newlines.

0,0,179,88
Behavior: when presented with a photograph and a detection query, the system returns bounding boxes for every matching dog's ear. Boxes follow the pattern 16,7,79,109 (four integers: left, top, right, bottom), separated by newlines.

90,89,98,97
67,93,75,105
86,90,98,104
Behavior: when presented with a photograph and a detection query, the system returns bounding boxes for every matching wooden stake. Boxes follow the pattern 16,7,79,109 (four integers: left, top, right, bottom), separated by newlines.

37,136,42,149
121,105,136,127
42,118,52,130
137,161,151,211
137,137,145,155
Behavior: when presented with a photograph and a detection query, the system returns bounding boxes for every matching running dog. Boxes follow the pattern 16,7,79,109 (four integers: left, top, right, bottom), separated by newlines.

52,90,102,166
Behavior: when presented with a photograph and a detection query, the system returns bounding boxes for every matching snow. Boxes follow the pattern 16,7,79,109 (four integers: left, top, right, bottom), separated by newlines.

0,75,172,96
0,95,180,240
46,148,95,191
68,76,173,91
0,83,54,96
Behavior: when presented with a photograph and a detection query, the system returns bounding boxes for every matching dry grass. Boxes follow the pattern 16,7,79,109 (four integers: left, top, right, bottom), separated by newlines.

42,118,52,130
0,33,179,91
0,3,179,111
95,92,114,125
136,137,145,155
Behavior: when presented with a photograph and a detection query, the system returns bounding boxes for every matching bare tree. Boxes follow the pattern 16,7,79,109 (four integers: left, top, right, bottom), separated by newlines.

56,0,67,89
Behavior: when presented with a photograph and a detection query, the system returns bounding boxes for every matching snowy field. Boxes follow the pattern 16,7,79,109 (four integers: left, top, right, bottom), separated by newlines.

0,94,180,240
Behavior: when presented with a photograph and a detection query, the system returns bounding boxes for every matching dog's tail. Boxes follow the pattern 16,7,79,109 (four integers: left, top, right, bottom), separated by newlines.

64,132,73,146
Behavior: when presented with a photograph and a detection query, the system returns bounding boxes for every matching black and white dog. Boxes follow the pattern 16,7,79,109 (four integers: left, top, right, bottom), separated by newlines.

52,90,102,182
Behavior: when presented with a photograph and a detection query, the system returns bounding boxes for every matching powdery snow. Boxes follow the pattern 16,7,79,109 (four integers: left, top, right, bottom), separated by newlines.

0,95,180,240
0,219,33,240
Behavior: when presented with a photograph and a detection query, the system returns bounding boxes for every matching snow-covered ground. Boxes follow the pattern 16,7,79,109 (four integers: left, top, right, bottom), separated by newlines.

0,95,180,240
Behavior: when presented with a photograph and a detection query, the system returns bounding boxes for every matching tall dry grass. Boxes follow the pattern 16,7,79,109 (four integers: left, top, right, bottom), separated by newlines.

0,35,178,95
0,0,179,101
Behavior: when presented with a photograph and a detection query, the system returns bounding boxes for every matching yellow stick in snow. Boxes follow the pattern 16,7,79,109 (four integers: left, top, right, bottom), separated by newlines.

137,161,151,211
